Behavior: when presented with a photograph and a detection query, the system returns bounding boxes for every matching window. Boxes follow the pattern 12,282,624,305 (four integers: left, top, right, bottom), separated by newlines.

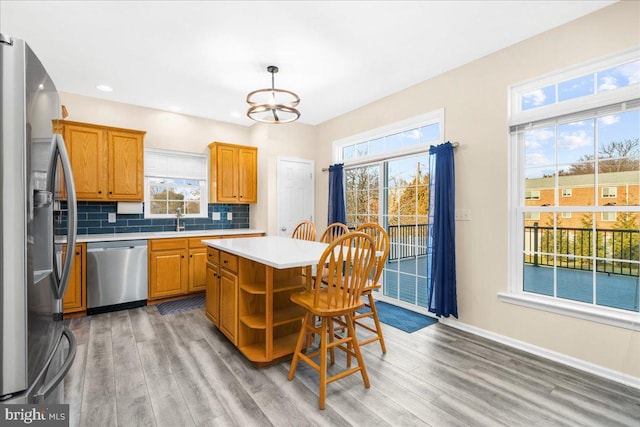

602,186,617,198
525,190,541,200
601,212,617,222
506,49,640,329
335,109,443,312
144,149,208,218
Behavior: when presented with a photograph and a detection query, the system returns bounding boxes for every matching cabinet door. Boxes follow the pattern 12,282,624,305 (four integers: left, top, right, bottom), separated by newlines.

216,145,239,202
64,124,107,200
205,265,220,325
149,249,188,299
238,147,257,203
188,247,207,292
219,269,238,344
108,131,143,200
63,244,86,314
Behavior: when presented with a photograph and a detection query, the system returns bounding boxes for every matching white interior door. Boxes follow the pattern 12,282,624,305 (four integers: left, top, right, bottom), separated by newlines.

277,157,314,237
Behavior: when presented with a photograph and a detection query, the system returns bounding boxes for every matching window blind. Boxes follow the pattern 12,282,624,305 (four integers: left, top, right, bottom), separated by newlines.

144,149,207,180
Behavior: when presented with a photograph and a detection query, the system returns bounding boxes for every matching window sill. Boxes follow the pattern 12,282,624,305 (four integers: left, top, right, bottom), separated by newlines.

497,292,640,331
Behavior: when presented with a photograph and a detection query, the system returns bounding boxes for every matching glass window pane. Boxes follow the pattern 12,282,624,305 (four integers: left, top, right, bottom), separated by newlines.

420,123,440,143
369,138,384,155
525,126,555,168
384,269,399,298
385,133,402,151
524,167,555,206
596,273,639,312
417,185,429,216
557,119,595,165
342,145,355,160
367,166,380,189
597,60,640,92
386,187,399,216
558,74,594,102
399,188,417,216
558,165,595,207
557,255,593,304
523,253,553,296
402,129,421,147
355,141,368,157
522,85,556,111
398,273,416,304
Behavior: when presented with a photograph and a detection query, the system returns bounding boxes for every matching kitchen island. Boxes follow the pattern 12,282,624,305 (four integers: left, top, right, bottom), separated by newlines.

202,236,329,366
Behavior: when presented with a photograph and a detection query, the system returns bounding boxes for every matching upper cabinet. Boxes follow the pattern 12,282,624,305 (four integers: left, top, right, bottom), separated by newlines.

208,142,257,204
54,120,145,201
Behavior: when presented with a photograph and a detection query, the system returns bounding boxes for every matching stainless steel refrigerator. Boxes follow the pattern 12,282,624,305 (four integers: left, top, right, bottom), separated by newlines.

1,33,77,404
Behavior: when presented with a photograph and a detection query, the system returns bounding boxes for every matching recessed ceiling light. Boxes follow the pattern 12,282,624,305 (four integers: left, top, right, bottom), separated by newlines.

96,84,113,92
38,83,44,90
168,105,181,112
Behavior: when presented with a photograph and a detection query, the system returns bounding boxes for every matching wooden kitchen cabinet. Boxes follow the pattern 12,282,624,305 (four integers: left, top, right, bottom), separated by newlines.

205,264,220,325
54,120,145,201
208,142,257,204
206,245,240,345
188,238,207,292
219,267,239,345
148,238,189,299
63,243,86,314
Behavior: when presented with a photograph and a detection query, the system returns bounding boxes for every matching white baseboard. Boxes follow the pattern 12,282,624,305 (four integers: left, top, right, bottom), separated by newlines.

438,317,640,391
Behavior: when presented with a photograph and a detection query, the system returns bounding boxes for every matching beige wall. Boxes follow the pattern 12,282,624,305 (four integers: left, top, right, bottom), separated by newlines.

314,1,640,378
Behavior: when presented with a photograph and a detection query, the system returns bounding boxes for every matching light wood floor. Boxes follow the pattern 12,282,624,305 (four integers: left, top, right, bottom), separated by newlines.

64,306,640,426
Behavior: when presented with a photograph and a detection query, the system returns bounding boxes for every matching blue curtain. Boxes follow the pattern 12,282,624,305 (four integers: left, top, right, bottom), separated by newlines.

327,163,346,225
427,142,458,318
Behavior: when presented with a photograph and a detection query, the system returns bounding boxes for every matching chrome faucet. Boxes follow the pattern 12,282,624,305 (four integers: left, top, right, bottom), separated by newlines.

176,207,185,232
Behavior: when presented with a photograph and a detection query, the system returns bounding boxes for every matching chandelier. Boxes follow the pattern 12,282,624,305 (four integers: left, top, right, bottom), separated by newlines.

246,65,300,124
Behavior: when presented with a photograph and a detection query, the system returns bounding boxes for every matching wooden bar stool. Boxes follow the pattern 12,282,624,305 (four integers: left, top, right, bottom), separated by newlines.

287,232,376,409
351,223,390,353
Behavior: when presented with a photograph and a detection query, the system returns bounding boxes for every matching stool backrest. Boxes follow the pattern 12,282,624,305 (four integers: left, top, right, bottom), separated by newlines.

319,222,349,244
313,232,376,310
291,220,316,241
355,223,390,286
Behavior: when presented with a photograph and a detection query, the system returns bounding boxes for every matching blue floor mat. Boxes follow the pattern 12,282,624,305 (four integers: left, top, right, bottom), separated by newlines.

157,295,205,315
369,301,438,333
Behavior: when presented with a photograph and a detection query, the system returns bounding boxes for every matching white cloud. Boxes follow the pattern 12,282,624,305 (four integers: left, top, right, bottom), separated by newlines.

621,61,640,85
525,152,553,167
598,76,618,91
406,129,420,140
598,114,620,126
558,130,593,150
523,89,546,106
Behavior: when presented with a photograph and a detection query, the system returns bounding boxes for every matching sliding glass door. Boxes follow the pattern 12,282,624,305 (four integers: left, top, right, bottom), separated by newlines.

345,153,430,310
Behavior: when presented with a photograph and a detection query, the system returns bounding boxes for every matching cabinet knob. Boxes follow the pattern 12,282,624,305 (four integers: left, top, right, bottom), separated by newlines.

109,191,112,194
223,260,227,263
98,191,102,194
190,254,193,258
240,195,243,198
181,255,185,258
75,252,80,255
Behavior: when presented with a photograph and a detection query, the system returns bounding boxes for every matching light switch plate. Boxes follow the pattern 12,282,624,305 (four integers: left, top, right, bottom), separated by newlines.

212,212,221,221
108,212,116,223
455,209,471,221
227,212,233,221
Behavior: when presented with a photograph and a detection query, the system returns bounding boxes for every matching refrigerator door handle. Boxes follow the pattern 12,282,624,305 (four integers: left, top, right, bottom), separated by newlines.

47,133,77,299
33,326,76,403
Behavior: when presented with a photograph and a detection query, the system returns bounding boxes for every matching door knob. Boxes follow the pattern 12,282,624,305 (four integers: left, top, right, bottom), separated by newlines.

281,226,286,231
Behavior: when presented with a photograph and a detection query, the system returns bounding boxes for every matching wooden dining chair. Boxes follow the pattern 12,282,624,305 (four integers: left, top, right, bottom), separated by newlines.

288,232,376,409
291,220,316,241
319,222,349,244
351,223,390,353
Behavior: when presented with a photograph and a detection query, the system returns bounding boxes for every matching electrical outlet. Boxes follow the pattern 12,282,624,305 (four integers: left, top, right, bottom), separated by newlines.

108,212,116,223
212,212,221,221
455,209,470,221
227,212,233,221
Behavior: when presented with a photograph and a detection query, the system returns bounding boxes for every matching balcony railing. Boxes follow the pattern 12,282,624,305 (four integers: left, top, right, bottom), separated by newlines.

387,224,429,260
524,223,639,277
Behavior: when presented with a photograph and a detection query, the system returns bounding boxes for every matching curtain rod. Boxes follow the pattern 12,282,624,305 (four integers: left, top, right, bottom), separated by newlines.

321,141,460,172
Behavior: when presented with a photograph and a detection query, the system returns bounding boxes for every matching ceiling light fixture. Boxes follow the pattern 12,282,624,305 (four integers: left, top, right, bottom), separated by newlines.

246,65,300,124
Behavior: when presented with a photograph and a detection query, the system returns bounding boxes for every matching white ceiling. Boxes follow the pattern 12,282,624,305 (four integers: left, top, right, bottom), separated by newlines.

1,1,616,127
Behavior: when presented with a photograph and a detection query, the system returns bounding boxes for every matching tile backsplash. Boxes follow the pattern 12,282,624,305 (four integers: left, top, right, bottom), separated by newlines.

56,201,249,235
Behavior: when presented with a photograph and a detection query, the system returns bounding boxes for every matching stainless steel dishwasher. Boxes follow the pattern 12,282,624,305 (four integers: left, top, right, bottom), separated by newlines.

86,240,148,315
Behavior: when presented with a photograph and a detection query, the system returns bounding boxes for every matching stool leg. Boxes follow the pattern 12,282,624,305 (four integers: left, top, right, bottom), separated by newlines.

346,313,370,388
328,315,335,365
319,316,328,410
288,312,310,381
368,292,387,354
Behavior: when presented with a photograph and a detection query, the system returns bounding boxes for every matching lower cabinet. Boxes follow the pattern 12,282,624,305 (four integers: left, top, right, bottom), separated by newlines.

63,243,86,314
148,238,189,299
188,238,207,292
205,264,220,325
218,268,238,345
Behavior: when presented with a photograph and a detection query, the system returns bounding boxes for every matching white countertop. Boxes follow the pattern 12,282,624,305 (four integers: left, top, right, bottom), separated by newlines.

73,228,265,243
202,236,329,269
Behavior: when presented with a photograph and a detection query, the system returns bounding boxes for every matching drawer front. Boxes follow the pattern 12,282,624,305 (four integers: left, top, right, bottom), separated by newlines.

207,247,220,264
149,238,188,251
219,251,238,273
188,238,207,249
